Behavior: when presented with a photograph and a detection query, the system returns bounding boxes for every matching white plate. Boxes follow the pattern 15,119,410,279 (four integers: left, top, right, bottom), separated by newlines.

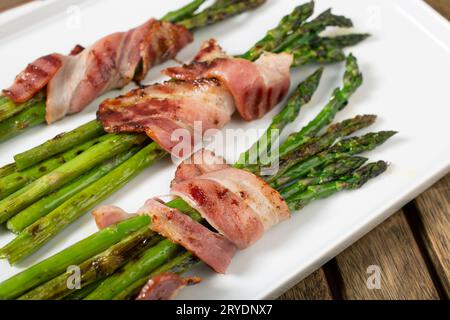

1,0,450,300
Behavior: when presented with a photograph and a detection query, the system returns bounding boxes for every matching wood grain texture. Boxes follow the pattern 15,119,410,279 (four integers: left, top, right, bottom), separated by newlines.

413,175,450,298
335,212,439,300
0,0,32,13
425,0,450,20
279,268,333,300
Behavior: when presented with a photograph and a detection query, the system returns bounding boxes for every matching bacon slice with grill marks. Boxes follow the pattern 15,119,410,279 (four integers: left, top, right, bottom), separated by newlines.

136,273,201,300
98,78,235,157
171,149,290,249
163,39,293,121
139,199,237,274
3,19,192,124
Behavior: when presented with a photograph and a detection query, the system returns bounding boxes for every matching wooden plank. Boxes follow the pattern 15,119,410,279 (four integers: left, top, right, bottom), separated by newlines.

413,174,450,298
0,0,32,13
279,268,333,300
335,211,439,300
426,0,450,20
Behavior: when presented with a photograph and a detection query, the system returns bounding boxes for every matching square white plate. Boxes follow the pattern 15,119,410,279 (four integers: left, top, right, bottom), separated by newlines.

0,0,449,299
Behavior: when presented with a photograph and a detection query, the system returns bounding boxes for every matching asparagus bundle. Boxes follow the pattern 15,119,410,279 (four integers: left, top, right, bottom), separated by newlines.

0,0,266,142
0,55,396,300
0,2,370,264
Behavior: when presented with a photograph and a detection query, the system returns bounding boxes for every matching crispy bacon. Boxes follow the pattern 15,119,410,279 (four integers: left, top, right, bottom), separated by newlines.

164,39,293,121
3,54,63,103
98,78,235,156
136,273,201,300
139,199,237,273
3,19,192,124
171,149,290,249
92,205,135,229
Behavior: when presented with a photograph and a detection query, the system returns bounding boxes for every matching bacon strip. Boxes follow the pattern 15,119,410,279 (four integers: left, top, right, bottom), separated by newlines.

3,19,192,124
98,78,235,157
139,199,237,273
3,55,63,103
172,149,229,187
171,149,290,249
92,205,135,229
136,273,201,300
164,39,293,121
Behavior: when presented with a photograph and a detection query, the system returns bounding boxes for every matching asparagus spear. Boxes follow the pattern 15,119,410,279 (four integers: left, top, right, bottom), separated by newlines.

0,215,151,299
0,99,46,142
0,163,16,179
286,161,389,210
7,146,141,233
64,281,102,300
274,9,353,53
271,131,397,187
85,239,182,300
0,134,146,224
0,92,45,123
266,114,377,185
240,1,315,61
279,156,367,199
178,0,266,30
289,34,371,67
14,120,105,170
0,135,110,200
235,67,324,168
18,227,159,300
278,54,363,159
0,142,166,264
113,252,199,300
162,0,206,23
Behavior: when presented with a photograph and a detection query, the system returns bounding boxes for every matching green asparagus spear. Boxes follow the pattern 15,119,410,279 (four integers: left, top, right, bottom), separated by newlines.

0,135,110,201
290,34,370,67
64,281,102,300
274,9,353,53
162,0,206,23
278,54,363,158
0,163,16,179
319,33,371,48
286,161,389,210
14,120,105,170
0,142,165,264
235,67,324,168
240,1,315,61
113,252,199,300
0,215,151,299
85,239,181,300
279,156,367,199
7,146,141,233
18,227,159,300
178,0,266,30
267,114,377,185
0,133,146,224
0,92,45,123
0,100,46,142
272,131,397,187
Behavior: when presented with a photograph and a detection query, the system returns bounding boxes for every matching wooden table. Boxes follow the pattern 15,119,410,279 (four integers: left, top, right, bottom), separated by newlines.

1,0,449,300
